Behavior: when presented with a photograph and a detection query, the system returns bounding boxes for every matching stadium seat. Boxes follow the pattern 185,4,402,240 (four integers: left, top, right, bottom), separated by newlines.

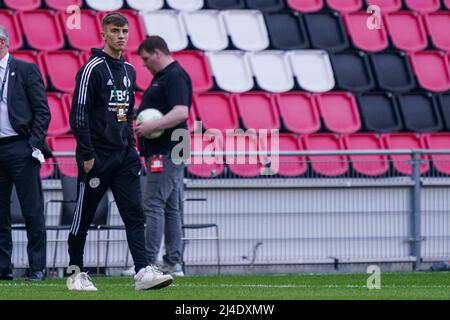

301,134,349,176
315,92,361,134
172,50,213,92
424,12,450,52
424,133,450,175
287,0,324,12
409,51,450,92
382,133,429,175
365,0,402,13
264,12,309,50
167,0,204,11
0,11,23,51
86,0,124,11
101,10,146,52
126,0,164,11
125,52,153,91
188,133,225,178
304,12,349,52
331,51,375,92
248,51,294,93
183,10,228,51
385,11,428,52
141,10,188,52
49,135,78,178
206,50,254,93
58,10,103,52
326,0,362,12
404,0,441,13
193,92,239,132
246,0,285,12
344,12,389,52
438,92,450,131
205,0,245,9
343,133,389,176
225,133,263,177
262,134,307,177
40,160,55,179
221,10,269,51
46,0,83,10
287,50,335,93
18,10,65,51
445,0,450,9
12,51,47,87
233,92,280,130
357,92,403,132
397,92,443,132
47,93,71,136
273,92,321,134
4,0,41,11
370,52,416,92
42,51,83,93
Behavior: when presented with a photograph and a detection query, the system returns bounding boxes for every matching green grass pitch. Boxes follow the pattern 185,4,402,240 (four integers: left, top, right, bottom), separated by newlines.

0,272,449,300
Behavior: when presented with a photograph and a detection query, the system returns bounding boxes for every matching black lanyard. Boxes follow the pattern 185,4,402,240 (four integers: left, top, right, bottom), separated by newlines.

0,57,10,102
104,60,130,102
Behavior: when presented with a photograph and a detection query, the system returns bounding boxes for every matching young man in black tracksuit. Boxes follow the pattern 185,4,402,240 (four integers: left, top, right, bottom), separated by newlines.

67,13,172,291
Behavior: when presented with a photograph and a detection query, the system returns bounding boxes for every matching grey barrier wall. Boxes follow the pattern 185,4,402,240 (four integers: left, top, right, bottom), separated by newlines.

9,150,450,273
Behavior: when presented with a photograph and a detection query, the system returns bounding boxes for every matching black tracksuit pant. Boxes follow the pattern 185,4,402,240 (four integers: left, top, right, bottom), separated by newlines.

68,146,148,273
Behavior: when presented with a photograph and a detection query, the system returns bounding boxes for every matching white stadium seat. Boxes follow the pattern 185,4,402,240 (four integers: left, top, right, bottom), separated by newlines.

166,0,204,11
141,10,188,52
183,10,228,51
86,0,124,11
206,50,254,93
248,51,294,93
287,50,335,93
126,0,164,11
221,10,269,51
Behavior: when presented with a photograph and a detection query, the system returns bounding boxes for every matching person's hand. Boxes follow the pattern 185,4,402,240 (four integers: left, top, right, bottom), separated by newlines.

84,158,95,173
135,121,158,137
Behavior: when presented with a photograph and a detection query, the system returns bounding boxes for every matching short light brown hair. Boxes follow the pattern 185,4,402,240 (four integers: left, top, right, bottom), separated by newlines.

102,12,128,29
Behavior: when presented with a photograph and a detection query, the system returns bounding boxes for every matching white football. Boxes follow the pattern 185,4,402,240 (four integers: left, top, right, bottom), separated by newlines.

136,108,164,139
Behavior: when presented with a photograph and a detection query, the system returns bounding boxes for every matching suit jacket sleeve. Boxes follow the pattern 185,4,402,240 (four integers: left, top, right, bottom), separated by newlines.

25,64,51,150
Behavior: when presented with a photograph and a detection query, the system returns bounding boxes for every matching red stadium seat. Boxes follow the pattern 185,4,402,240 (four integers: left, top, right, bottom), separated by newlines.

382,133,429,175
287,0,323,12
47,93,71,136
46,0,83,11
42,51,83,92
344,12,388,52
4,0,41,11
49,135,78,178
273,92,320,134
172,51,213,92
188,133,224,178
445,0,450,9
0,11,23,51
232,92,280,131
262,134,307,177
365,0,402,13
12,51,47,87
40,161,55,179
125,52,153,91
343,133,389,176
409,51,450,92
405,0,441,13
58,10,103,51
385,12,428,52
301,134,349,176
18,10,65,51
315,92,361,134
326,0,362,12
424,133,450,175
424,12,450,52
193,92,239,133
225,133,263,177
100,10,146,52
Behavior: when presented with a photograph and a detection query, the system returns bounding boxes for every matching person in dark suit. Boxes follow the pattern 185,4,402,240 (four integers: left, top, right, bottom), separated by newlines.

0,25,51,281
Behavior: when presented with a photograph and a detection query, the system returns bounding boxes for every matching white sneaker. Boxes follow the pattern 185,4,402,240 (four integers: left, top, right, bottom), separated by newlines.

160,263,185,277
121,265,136,276
134,265,173,291
67,272,98,291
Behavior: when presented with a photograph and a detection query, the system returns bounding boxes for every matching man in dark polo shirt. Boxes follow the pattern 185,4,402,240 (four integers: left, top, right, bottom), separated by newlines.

135,36,192,277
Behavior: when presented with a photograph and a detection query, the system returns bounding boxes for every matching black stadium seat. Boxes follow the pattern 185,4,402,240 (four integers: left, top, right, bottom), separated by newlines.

438,92,450,131
265,12,309,50
331,51,375,92
205,0,245,9
357,92,403,132
304,12,349,52
246,0,285,12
